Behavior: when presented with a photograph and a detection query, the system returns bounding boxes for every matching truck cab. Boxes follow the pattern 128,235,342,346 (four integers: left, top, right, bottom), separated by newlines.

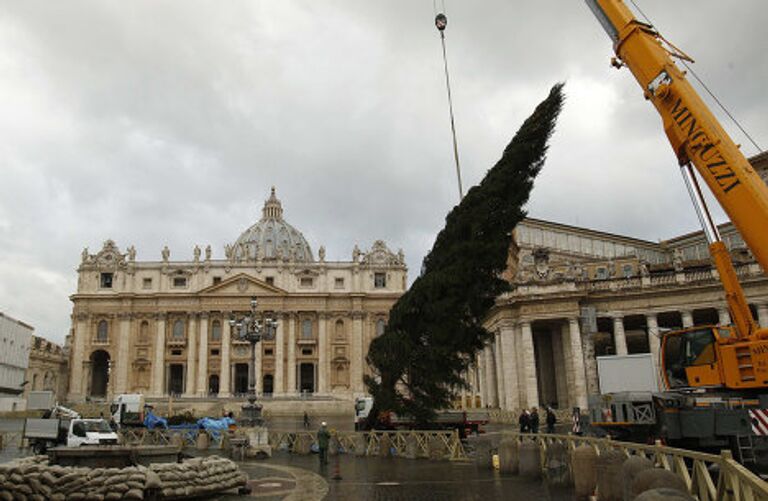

66,419,119,447
110,393,145,428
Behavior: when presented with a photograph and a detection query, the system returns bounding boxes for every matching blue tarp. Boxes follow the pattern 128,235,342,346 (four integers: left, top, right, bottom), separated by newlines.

143,409,168,430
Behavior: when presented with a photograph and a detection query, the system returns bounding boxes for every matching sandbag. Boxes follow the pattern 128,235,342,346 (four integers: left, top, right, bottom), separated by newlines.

596,450,625,501
630,469,688,500
519,441,541,479
498,439,519,474
633,487,695,501
621,456,653,501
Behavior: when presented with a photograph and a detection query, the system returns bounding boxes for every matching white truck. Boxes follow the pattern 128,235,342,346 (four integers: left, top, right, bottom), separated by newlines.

110,393,146,428
588,353,661,440
25,416,119,454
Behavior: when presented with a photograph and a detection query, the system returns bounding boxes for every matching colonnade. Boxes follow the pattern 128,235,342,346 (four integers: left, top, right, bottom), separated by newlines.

475,303,768,412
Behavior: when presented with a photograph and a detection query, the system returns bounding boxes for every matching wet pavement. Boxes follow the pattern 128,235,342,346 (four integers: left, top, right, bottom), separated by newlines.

215,452,575,500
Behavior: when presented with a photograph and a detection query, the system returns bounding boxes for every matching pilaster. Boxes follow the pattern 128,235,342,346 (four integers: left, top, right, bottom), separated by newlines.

184,313,197,397
568,318,588,409
287,313,297,395
499,323,520,410
115,313,132,394
151,313,166,397
197,314,209,397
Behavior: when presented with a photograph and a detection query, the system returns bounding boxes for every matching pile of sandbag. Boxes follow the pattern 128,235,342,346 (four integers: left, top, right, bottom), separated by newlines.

0,454,246,501
0,455,145,500
149,456,247,499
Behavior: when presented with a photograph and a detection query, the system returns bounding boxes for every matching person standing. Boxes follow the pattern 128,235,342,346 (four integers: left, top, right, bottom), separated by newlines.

317,421,330,465
545,406,556,434
530,407,540,433
303,411,310,429
518,409,530,433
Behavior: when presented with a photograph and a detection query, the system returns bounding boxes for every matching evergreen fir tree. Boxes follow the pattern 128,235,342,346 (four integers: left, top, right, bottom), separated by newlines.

366,84,565,424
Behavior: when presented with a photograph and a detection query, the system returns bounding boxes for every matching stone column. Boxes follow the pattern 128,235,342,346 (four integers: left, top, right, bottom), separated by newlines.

115,313,132,394
494,333,507,410
681,310,694,328
758,304,768,329
275,314,285,394
568,318,588,410
560,323,575,405
484,342,498,407
646,313,661,389
219,314,231,397
551,328,568,409
479,353,488,407
318,314,328,394
287,314,297,395
184,313,197,397
197,314,209,397
351,312,365,394
612,315,628,355
500,324,520,411
520,321,539,409
69,313,88,400
718,307,731,326
151,314,166,397
255,332,263,394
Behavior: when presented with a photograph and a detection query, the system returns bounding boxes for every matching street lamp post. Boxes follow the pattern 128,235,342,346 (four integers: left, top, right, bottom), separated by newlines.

229,297,277,427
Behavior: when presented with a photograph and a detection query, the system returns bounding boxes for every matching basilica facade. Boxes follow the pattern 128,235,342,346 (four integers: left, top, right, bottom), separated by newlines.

66,189,407,402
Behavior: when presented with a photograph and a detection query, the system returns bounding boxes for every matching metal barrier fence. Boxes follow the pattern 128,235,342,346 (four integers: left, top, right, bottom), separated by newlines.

119,428,224,448
0,432,22,450
506,432,768,501
118,428,466,461
268,429,467,461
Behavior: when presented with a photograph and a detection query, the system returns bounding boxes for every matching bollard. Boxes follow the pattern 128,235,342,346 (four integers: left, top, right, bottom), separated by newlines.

518,440,541,479
544,442,570,486
620,456,653,501
195,432,210,451
629,469,688,500
498,439,519,474
595,450,625,501
405,434,419,459
633,487,695,501
572,446,597,500
473,438,493,469
379,434,392,458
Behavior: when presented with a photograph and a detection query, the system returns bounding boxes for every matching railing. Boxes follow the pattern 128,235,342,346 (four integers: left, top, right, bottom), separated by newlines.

118,427,465,460
504,432,768,501
268,429,466,461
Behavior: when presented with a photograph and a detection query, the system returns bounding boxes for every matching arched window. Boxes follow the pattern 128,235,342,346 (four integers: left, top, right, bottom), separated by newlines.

139,321,149,342
211,320,222,341
335,320,345,340
376,319,386,336
173,320,185,339
302,319,312,339
31,373,38,390
97,320,109,342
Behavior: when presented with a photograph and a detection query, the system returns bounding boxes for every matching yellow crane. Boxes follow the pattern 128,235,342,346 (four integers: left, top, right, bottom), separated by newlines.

586,0,768,461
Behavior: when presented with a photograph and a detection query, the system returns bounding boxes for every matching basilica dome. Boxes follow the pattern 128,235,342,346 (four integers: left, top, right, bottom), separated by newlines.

231,188,313,262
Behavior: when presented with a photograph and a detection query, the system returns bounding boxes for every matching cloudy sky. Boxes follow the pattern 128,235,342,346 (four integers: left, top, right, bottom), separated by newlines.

1,1,765,344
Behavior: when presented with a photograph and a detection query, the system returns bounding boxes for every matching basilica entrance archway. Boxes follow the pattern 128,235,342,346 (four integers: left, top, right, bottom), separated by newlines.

89,350,110,398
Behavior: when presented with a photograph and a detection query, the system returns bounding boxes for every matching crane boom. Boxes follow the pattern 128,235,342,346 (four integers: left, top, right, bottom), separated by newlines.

587,0,768,341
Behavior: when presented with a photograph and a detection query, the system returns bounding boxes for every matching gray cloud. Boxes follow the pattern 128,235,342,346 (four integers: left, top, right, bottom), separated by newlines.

0,0,765,343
